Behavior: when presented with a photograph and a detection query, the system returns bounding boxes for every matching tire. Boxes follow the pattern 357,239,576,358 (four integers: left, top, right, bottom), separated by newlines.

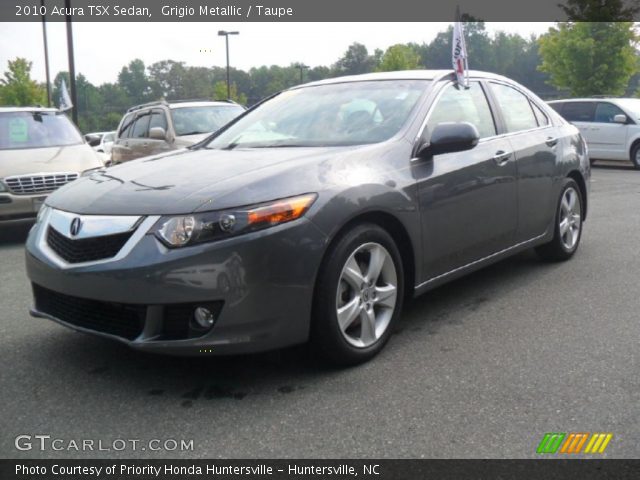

311,223,404,366
631,143,640,170
536,178,584,262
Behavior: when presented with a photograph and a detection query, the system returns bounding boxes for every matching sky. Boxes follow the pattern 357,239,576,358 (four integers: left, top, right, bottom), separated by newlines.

0,22,554,85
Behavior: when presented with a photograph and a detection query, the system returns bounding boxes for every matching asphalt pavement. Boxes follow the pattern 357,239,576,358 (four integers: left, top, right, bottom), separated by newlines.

1,165,638,459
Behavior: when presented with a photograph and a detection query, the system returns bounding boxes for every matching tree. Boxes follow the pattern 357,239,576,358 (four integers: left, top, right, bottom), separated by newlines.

377,44,421,72
333,43,378,75
117,59,152,105
559,0,639,21
538,22,638,96
0,58,47,106
213,81,247,104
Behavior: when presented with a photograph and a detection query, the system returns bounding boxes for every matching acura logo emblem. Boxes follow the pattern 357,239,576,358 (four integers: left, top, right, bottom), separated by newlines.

69,217,82,237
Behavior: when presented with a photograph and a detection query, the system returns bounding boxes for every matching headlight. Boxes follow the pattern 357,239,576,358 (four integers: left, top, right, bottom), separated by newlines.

36,204,50,223
152,193,317,248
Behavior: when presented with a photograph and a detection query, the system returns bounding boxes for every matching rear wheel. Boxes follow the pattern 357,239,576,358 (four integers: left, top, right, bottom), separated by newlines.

311,223,404,365
536,178,583,261
631,143,640,170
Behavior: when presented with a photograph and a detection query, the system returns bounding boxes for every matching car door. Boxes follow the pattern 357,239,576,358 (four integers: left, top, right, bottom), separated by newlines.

111,112,135,163
488,82,557,241
413,81,518,279
588,102,629,160
560,101,598,154
126,110,152,160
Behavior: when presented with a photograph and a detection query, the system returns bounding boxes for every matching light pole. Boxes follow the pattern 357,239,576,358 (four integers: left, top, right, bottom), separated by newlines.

218,30,239,100
296,63,309,84
41,0,52,107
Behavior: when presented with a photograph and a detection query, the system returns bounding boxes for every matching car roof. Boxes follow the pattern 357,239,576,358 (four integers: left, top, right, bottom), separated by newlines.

296,70,516,89
169,101,242,109
548,98,629,103
0,107,60,113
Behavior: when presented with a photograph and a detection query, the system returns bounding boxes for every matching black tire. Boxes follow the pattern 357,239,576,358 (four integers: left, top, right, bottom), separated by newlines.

311,223,404,366
536,178,584,262
631,143,640,170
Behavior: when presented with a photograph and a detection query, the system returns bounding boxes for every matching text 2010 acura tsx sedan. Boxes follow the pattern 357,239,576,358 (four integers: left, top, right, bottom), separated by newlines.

25,71,589,365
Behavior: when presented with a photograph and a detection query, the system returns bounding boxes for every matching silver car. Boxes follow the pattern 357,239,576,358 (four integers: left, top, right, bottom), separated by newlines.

0,107,103,223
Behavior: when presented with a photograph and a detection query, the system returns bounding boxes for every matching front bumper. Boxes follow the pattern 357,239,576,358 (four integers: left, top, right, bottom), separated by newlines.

25,215,328,355
0,192,47,221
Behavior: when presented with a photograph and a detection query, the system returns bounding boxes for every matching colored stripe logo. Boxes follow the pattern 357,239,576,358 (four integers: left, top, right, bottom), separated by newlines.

537,433,612,454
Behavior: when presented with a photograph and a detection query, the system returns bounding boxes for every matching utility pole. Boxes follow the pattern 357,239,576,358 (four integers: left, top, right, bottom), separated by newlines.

218,30,239,100
65,0,78,123
296,63,309,84
41,0,51,107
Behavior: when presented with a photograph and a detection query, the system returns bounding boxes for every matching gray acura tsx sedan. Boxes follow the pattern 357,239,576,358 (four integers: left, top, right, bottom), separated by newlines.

25,70,589,365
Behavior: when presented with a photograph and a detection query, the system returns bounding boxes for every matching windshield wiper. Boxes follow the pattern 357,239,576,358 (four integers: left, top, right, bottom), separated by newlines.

180,131,207,136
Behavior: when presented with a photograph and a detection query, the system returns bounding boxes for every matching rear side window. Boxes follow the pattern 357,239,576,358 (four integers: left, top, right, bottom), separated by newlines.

427,82,497,139
594,102,626,123
118,113,135,139
131,112,151,138
560,102,595,122
531,102,550,127
548,103,563,114
490,83,538,133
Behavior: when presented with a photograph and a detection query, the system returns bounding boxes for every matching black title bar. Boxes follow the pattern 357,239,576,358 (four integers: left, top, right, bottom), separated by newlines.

1,0,626,22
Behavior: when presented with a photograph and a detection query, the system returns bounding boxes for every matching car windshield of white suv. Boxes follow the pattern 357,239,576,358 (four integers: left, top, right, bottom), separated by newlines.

206,80,429,149
0,111,83,150
614,99,640,121
170,105,245,137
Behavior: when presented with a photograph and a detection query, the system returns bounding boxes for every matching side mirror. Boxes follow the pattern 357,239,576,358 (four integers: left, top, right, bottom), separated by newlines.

149,126,167,140
417,122,480,158
613,114,628,124
85,134,101,147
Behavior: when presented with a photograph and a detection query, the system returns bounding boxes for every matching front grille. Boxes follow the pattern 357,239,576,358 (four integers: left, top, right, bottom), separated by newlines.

47,226,133,263
33,284,146,340
5,172,78,195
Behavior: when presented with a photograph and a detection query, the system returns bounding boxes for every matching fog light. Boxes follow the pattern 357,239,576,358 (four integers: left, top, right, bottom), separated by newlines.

193,307,216,329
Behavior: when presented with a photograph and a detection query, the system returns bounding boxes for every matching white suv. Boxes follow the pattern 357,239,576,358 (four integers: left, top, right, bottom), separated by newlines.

548,98,640,169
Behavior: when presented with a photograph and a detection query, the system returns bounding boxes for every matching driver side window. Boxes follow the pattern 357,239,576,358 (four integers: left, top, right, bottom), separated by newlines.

427,82,497,139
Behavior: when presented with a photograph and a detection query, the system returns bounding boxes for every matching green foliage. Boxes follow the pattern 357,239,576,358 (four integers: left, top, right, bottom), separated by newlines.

333,43,379,75
0,58,47,106
377,44,421,72
538,22,638,96
559,0,639,21
213,81,247,105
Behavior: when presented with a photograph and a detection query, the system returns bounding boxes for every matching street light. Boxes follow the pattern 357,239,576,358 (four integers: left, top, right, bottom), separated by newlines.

296,63,309,84
218,30,239,100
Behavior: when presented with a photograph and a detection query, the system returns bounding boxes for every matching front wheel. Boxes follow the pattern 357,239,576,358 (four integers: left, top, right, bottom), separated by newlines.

536,178,584,261
311,223,404,365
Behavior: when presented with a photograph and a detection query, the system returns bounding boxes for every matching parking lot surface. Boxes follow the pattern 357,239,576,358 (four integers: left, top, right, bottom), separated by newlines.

1,166,638,459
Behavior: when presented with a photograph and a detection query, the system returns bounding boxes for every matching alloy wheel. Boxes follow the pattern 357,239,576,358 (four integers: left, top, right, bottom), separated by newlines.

559,186,582,251
335,242,398,348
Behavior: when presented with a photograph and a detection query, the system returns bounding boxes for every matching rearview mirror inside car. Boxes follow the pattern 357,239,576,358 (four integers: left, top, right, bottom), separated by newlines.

149,127,167,140
417,122,480,159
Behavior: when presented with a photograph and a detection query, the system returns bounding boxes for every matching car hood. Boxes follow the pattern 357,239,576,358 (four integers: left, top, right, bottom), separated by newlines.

0,144,103,178
45,145,360,215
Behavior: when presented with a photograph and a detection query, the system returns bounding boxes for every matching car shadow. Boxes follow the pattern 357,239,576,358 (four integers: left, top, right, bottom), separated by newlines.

22,248,562,409
0,221,33,246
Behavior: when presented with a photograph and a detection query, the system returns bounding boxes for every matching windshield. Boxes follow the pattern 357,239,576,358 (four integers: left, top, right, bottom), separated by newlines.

170,105,245,137
0,111,83,150
615,99,640,120
206,80,429,149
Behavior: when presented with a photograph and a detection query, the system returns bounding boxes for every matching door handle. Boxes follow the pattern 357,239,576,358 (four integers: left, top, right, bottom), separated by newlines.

493,150,511,165
546,137,558,147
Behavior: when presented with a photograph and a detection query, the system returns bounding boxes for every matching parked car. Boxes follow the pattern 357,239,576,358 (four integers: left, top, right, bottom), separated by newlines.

110,99,245,164
0,107,104,223
85,131,115,164
25,71,589,365
548,97,640,169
